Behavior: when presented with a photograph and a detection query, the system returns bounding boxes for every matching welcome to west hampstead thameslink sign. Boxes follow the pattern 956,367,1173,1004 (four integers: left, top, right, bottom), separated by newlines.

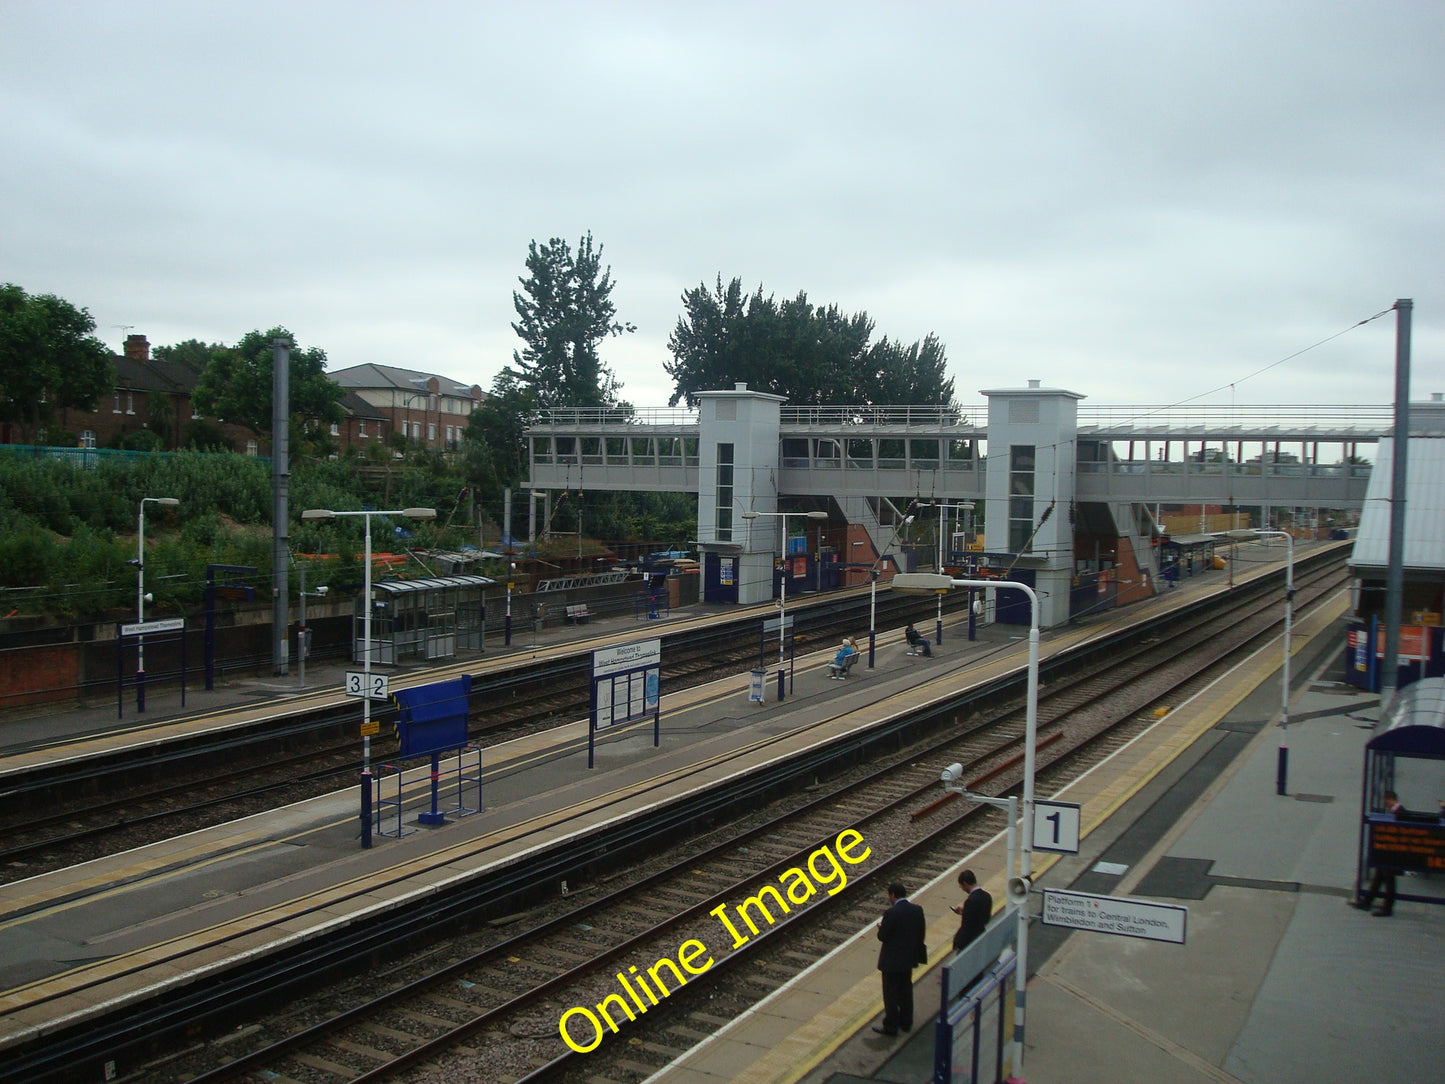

1041,889,1187,944
119,617,185,637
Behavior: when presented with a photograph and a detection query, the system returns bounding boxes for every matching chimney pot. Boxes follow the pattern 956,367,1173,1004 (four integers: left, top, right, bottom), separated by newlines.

124,334,150,362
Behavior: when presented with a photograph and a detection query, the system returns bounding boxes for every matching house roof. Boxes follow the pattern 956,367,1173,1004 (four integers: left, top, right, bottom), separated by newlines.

1349,436,1445,573
338,389,387,420
328,363,482,400
114,353,196,395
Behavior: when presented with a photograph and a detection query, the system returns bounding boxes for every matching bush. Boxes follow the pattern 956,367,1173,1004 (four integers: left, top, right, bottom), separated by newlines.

0,528,55,587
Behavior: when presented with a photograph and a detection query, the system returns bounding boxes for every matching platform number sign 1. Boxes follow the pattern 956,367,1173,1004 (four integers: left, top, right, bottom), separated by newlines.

1032,799,1081,854
345,670,390,701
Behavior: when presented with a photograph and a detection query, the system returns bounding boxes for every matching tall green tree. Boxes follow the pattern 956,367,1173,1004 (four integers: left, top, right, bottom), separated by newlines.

153,338,223,376
0,283,114,437
189,327,344,436
507,232,633,409
665,277,953,407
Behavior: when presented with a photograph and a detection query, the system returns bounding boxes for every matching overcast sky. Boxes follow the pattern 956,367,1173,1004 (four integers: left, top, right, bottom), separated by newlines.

3,1,1441,413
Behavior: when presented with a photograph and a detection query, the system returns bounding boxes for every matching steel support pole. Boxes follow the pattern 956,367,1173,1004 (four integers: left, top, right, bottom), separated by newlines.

1381,298,1412,705
363,513,373,773
136,501,146,712
271,338,290,676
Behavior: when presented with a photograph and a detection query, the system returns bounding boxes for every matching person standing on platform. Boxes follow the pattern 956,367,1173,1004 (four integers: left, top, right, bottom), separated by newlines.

873,882,926,1038
1352,790,1405,917
951,869,993,951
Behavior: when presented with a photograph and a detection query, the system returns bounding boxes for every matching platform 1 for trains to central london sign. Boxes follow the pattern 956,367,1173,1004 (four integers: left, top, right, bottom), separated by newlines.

1041,889,1187,944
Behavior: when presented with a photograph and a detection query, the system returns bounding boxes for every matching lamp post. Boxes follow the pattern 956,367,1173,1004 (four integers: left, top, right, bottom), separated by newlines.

135,496,179,711
893,572,1039,1075
1223,528,1295,794
742,509,829,692
302,505,436,774
864,514,914,667
296,563,328,689
505,559,516,646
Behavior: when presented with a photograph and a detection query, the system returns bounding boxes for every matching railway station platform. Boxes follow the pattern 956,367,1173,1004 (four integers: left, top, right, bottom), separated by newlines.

3,541,1422,1084
647,610,1444,1084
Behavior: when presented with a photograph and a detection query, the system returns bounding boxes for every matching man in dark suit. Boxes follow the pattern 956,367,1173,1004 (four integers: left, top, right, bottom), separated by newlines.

874,881,926,1037
951,869,993,951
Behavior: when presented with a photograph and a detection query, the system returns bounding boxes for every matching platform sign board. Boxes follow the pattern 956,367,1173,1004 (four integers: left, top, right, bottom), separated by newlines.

119,617,185,637
394,675,471,758
589,639,662,768
1032,799,1082,854
761,615,794,634
346,670,390,701
392,675,474,826
1041,889,1187,944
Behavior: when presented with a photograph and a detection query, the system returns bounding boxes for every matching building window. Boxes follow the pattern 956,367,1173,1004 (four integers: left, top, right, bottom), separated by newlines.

125,392,135,414
80,430,96,449
1008,445,1036,553
359,421,367,437
246,439,259,456
329,422,339,436
428,423,437,441
113,393,121,414
715,442,734,542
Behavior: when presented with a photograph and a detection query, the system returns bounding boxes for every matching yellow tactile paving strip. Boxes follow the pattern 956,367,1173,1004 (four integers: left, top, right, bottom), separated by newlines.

643,587,1349,1084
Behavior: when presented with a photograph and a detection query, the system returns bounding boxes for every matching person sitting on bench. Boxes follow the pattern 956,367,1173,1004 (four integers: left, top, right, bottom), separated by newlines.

905,623,932,656
828,638,857,678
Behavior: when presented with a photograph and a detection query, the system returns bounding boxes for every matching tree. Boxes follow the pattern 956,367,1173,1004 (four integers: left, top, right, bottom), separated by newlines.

508,232,633,409
462,369,535,530
0,283,114,437
153,338,223,379
189,327,344,437
665,277,953,408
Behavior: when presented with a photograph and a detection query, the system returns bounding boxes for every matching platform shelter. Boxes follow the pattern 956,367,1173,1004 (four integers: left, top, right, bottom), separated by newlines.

356,574,494,664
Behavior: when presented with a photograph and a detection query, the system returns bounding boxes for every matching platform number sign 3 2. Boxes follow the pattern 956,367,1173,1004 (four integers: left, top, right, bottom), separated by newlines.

1032,800,1082,854
345,671,390,701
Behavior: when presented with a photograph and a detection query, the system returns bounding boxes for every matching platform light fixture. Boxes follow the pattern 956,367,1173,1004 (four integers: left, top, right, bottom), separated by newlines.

892,570,1040,1074
301,506,437,849
741,509,829,694
135,497,180,712
864,514,914,667
1220,528,1295,795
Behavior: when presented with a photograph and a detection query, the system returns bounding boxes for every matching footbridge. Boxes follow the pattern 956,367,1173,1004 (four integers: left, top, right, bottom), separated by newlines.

526,382,1438,627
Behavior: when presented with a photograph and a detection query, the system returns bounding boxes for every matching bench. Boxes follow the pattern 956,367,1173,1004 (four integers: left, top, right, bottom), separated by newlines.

827,651,859,679
565,604,592,625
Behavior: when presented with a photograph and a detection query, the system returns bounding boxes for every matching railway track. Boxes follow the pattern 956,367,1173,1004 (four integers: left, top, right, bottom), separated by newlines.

70,550,1352,1084
0,592,956,878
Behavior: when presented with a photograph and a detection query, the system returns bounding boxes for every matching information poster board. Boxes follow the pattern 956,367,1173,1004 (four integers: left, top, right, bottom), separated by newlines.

588,639,662,767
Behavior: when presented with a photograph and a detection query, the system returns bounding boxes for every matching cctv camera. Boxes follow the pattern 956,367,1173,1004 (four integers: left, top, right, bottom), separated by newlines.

316,586,329,596
940,762,963,785
142,592,154,603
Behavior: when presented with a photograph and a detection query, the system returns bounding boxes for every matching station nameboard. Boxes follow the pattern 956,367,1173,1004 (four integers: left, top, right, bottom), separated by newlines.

591,639,661,678
119,617,185,637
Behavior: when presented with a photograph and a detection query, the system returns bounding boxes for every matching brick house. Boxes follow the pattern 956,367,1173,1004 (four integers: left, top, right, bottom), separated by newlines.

15,336,479,457
328,364,485,453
